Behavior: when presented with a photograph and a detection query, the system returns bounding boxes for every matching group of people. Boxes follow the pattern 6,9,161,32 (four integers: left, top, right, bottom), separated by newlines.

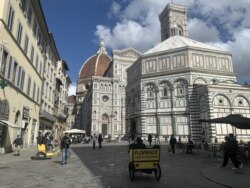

168,135,194,154
167,133,243,170
37,131,54,151
14,131,244,170
91,133,103,149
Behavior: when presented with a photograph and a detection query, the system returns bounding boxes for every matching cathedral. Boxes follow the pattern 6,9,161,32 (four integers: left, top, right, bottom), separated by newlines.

76,37,141,138
76,3,250,142
126,3,250,142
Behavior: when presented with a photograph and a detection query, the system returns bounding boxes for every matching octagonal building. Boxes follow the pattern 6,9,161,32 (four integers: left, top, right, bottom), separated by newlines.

126,3,250,142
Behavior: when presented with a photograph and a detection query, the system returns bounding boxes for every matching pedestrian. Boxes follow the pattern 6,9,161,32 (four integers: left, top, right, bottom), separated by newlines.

130,137,147,149
44,132,53,151
37,131,44,145
98,133,103,149
148,133,152,147
186,137,194,154
92,134,97,149
60,133,71,165
13,135,23,156
169,134,177,154
222,134,243,169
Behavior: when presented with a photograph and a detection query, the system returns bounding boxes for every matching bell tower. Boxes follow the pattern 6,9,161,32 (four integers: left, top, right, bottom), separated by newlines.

159,3,188,41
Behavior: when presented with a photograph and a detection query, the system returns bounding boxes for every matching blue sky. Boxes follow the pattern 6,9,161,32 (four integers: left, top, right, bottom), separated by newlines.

40,0,250,96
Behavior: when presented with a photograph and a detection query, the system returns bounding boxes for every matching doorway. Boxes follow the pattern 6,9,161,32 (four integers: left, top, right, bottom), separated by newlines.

130,120,137,140
102,124,107,136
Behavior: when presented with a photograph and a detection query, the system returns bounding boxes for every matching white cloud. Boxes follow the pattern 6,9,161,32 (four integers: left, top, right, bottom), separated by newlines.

95,0,250,82
188,18,221,43
68,82,76,96
107,1,121,18
221,29,250,82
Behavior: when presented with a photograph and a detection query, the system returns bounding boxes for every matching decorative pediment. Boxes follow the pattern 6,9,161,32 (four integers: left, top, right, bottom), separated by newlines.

214,80,244,87
113,47,142,60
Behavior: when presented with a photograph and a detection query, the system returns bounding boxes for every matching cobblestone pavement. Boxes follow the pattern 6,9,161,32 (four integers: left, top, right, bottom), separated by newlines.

0,141,249,188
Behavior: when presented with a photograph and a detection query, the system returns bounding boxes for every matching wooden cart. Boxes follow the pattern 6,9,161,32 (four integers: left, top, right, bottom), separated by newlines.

128,147,161,181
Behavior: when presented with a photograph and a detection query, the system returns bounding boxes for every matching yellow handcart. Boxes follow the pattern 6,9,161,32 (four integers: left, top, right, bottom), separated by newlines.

36,144,60,159
128,147,161,181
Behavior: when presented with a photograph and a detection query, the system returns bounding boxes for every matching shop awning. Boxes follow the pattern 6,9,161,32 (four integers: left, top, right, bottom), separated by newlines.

0,120,20,128
63,129,86,134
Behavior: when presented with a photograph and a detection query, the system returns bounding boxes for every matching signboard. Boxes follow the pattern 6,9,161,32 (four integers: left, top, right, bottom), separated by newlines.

133,149,160,161
22,107,29,120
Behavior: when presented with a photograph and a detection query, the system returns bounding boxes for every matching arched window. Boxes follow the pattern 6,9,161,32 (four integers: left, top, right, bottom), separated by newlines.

177,84,185,96
171,25,183,36
148,90,154,98
14,111,20,124
162,87,169,97
93,111,96,119
147,84,155,99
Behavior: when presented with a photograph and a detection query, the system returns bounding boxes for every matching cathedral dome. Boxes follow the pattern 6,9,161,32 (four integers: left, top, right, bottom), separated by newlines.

79,37,111,79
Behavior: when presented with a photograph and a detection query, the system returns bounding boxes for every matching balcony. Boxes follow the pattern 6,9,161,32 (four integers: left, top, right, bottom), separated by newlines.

39,110,57,122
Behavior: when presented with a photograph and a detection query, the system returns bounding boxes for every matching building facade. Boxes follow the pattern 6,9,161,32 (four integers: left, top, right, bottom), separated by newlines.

66,95,76,130
53,60,71,140
0,0,70,153
76,38,141,137
126,3,250,143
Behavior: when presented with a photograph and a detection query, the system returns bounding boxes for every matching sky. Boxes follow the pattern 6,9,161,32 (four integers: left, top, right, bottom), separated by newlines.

40,0,250,96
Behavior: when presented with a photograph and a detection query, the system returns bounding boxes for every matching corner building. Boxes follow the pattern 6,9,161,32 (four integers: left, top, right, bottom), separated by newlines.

0,0,70,153
126,3,250,142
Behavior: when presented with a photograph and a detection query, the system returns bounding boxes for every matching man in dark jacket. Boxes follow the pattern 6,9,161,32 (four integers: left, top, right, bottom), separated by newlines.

222,134,243,169
60,133,71,165
98,134,103,149
130,137,147,149
169,134,177,154
13,135,23,156
37,131,44,145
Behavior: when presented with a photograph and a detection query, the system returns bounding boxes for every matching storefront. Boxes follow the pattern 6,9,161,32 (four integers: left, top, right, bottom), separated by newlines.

0,120,21,153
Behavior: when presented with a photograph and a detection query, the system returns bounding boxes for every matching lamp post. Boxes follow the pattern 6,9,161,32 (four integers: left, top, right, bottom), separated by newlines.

110,78,114,138
121,96,124,136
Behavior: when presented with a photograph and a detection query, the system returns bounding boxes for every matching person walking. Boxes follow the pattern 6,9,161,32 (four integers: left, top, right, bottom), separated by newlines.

13,135,23,156
186,137,194,154
92,134,97,149
98,133,103,149
222,134,243,169
60,133,71,165
148,134,152,147
169,134,177,154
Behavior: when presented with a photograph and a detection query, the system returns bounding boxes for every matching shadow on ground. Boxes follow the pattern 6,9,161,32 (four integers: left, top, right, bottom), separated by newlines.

71,145,167,188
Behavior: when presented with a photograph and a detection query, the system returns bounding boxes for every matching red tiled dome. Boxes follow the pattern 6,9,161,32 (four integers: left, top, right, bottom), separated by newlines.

79,37,111,79
79,53,111,79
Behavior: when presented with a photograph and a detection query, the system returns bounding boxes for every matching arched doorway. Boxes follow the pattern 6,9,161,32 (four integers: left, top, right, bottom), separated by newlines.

101,114,109,136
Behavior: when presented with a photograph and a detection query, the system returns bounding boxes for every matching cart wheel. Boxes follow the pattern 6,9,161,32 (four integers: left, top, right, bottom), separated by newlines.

36,152,46,159
129,162,135,181
155,163,161,180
